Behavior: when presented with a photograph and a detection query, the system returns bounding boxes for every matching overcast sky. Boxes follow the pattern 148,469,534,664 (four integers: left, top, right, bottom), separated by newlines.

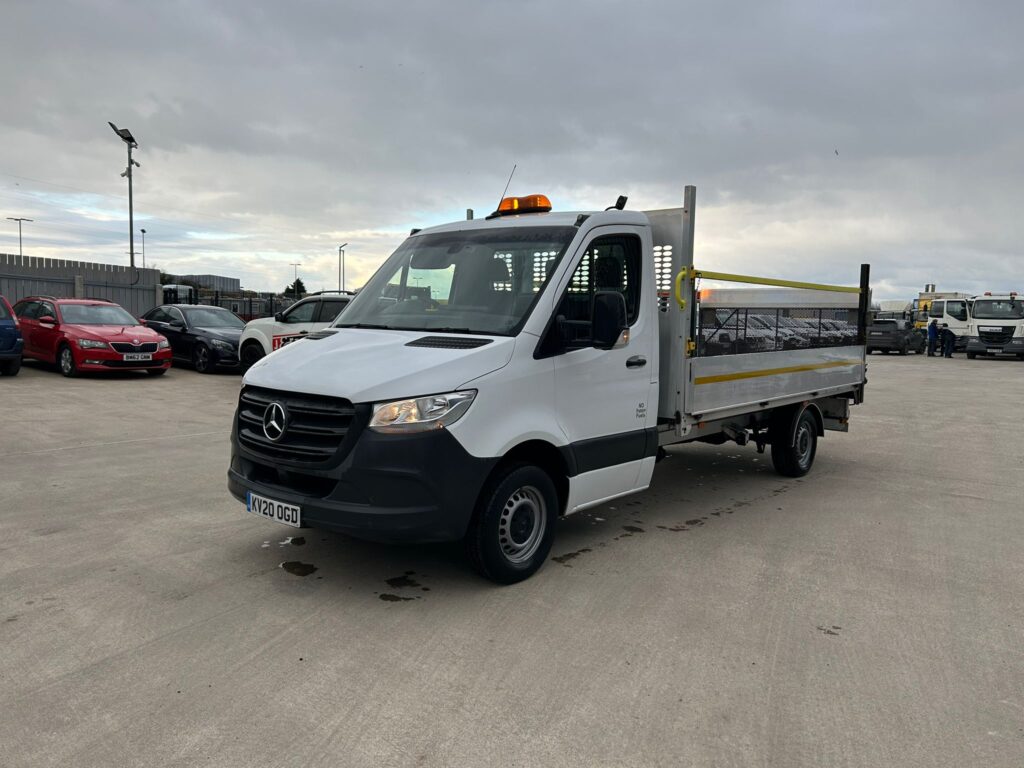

1,1,1021,298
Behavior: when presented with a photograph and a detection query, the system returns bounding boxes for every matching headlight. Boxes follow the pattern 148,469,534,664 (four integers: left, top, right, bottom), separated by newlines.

157,338,171,349
369,390,476,433
77,339,109,349
210,338,235,352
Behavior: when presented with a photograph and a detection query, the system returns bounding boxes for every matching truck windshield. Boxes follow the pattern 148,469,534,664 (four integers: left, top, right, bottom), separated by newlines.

337,225,578,335
972,299,1023,319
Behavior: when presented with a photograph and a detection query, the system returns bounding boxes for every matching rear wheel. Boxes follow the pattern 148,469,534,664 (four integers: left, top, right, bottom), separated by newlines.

898,342,908,356
193,343,213,373
967,352,977,360
240,341,265,372
0,357,20,376
58,344,77,378
465,464,558,584
880,349,890,355
771,409,818,478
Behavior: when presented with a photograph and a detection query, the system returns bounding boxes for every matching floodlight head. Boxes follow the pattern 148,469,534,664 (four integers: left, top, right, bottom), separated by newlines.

108,121,138,147
140,228,146,234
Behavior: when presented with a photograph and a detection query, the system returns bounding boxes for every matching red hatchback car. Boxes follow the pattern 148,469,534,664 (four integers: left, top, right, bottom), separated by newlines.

13,296,173,377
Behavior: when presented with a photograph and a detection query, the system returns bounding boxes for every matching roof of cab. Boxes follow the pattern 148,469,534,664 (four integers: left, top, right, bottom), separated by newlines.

410,209,652,237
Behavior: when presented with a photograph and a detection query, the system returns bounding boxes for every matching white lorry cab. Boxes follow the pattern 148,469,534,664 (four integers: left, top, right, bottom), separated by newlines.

228,188,870,583
925,295,971,351
238,290,354,370
965,292,1024,359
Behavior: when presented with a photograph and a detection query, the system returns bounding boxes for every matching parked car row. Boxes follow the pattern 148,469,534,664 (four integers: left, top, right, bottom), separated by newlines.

0,290,354,379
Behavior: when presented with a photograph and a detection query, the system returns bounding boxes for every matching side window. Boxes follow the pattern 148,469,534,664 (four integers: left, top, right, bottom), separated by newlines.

283,300,318,324
147,307,171,323
317,299,349,322
929,301,944,318
559,234,642,325
167,308,185,325
947,300,967,321
14,301,39,319
39,302,57,320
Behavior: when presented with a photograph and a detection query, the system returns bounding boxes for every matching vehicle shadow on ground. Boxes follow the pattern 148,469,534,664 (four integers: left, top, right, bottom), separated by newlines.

227,442,799,603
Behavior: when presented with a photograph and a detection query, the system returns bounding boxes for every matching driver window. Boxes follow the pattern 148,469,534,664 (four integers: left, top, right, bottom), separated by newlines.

168,308,185,325
283,300,317,324
39,302,56,320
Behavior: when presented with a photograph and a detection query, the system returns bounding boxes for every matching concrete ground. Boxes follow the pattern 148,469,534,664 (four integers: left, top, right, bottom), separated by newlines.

1,353,1022,767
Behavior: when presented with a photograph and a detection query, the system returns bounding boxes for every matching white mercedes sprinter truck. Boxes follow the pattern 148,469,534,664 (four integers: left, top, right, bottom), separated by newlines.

229,187,869,583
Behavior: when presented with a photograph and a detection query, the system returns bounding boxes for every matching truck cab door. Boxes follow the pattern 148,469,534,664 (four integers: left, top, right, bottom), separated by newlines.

547,228,657,512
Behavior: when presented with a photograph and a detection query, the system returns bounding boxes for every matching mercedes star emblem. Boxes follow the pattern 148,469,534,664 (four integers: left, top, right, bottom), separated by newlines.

263,402,288,442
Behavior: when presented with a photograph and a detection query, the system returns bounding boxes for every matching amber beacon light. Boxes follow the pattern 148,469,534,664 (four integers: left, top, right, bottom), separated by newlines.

496,194,553,215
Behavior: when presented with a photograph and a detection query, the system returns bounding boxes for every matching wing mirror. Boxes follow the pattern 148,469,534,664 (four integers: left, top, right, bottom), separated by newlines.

38,315,57,325
274,312,284,322
592,292,629,350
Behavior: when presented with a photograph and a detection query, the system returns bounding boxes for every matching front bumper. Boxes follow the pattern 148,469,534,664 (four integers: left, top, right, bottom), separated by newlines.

966,337,1024,355
228,418,498,543
77,346,173,371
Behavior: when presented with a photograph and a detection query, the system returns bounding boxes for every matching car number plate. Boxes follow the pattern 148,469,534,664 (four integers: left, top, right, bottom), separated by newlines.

123,353,153,361
869,331,883,336
987,348,1003,354
246,492,302,528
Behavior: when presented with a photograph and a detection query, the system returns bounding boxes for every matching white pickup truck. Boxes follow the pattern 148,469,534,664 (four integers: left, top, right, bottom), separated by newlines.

228,187,869,582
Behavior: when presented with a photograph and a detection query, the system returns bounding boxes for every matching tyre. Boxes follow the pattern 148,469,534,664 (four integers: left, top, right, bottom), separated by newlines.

465,464,558,584
898,343,908,356
880,349,890,355
771,409,818,478
967,352,976,360
58,344,77,378
240,341,265,372
147,367,168,376
0,357,20,376
193,343,213,373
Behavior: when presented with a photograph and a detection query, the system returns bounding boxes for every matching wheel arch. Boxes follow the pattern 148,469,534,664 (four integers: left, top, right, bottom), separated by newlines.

488,439,570,516
771,401,824,446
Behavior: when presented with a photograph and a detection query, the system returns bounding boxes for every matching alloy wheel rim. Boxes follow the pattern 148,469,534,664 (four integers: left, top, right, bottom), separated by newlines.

498,485,546,564
61,349,72,374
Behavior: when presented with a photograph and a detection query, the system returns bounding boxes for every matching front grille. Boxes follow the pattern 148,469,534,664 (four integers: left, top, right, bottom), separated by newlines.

237,386,357,466
979,327,1014,345
111,342,159,353
406,336,493,349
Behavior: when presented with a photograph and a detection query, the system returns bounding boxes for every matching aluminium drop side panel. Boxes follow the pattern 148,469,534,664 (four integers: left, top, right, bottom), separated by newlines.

645,185,695,426
686,345,866,416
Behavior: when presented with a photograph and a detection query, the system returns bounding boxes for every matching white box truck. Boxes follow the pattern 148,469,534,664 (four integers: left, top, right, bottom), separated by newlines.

228,187,869,582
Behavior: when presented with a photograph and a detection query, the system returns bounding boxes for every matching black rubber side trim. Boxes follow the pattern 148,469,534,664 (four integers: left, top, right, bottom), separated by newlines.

558,427,659,477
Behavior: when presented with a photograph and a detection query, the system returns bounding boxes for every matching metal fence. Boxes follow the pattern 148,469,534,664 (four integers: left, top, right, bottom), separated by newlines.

0,253,162,316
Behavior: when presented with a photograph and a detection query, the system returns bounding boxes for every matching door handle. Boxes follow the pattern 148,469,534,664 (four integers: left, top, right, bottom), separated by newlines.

626,355,647,368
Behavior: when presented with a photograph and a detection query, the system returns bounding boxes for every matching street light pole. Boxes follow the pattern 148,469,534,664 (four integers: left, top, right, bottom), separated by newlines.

289,262,302,301
140,228,146,269
6,217,32,258
108,122,140,272
338,242,348,292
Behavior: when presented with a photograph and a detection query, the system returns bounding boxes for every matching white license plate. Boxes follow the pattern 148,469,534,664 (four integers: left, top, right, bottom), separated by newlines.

987,348,1003,354
123,353,153,361
869,331,883,336
246,492,302,528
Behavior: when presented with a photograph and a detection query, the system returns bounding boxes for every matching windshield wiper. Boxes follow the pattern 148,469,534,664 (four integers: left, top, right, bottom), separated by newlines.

425,327,500,336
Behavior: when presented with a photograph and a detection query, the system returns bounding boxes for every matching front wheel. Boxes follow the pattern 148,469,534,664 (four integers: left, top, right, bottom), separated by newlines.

0,356,21,376
967,352,977,360
771,409,818,478
58,345,77,378
465,464,558,584
193,343,213,373
240,341,265,372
